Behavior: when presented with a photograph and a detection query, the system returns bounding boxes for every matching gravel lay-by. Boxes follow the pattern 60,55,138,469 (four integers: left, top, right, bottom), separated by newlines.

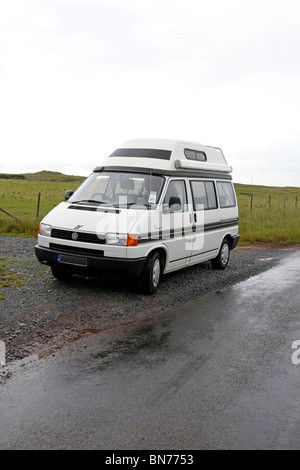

0,235,298,364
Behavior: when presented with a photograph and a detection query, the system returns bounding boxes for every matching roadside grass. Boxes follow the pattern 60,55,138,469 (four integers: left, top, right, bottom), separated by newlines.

0,173,299,245
238,208,300,245
235,184,300,246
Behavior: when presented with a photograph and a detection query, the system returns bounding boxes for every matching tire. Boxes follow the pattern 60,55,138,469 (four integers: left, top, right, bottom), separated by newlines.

51,266,72,280
211,239,230,270
139,252,161,295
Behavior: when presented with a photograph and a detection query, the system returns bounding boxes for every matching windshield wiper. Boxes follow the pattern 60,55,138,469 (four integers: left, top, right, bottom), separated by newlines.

71,199,109,205
113,202,154,209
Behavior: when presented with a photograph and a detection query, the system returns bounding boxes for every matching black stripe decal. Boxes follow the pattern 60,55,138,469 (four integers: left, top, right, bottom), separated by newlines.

169,248,218,263
138,218,239,243
204,219,239,232
109,148,172,160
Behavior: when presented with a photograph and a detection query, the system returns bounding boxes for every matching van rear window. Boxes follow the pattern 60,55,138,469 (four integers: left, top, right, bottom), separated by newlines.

217,182,236,208
109,148,172,160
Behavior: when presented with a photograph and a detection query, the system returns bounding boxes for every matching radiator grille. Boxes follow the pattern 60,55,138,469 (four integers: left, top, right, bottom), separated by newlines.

51,228,106,244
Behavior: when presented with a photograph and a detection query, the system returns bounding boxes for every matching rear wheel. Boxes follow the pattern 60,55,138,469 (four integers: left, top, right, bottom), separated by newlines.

211,239,230,270
139,252,161,295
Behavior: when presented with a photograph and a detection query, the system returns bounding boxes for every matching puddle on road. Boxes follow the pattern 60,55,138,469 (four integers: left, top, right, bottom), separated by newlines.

88,319,172,371
1,314,174,383
0,353,39,383
258,258,275,262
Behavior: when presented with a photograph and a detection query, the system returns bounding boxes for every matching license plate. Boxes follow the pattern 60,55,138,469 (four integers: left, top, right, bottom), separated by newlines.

57,254,87,267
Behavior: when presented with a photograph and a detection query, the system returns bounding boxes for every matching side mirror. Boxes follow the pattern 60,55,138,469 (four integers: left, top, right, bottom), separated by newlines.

65,190,73,201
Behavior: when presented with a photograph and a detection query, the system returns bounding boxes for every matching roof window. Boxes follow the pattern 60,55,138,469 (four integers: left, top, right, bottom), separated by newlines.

184,149,207,162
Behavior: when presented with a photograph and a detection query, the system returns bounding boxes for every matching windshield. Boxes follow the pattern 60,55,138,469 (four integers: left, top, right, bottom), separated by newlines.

68,171,165,209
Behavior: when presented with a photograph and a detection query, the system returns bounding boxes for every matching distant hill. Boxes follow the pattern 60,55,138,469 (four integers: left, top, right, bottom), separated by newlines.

0,170,85,183
0,173,25,180
234,182,300,197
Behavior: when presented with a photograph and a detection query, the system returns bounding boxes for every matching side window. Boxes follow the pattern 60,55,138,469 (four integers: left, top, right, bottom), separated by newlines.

217,182,236,208
190,181,217,210
205,181,217,209
190,181,207,210
163,180,187,211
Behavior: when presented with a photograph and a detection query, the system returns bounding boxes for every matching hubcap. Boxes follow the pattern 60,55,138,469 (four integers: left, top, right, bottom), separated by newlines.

221,244,229,266
152,258,161,288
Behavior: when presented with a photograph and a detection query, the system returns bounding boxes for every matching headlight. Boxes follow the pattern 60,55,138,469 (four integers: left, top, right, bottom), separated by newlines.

39,223,52,237
106,233,138,246
106,233,127,246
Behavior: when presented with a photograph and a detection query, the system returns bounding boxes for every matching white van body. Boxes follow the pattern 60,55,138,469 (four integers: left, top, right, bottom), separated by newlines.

35,139,239,294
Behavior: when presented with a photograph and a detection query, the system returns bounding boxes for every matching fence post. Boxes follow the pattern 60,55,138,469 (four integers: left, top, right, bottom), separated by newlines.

296,196,298,209
283,196,286,210
269,195,271,210
250,194,253,212
36,193,41,218
0,207,20,222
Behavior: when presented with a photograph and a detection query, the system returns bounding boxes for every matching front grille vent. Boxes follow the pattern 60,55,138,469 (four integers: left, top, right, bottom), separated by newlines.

50,243,104,257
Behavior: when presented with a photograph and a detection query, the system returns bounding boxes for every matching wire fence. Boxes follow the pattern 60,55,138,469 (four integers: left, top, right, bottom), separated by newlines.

237,192,299,212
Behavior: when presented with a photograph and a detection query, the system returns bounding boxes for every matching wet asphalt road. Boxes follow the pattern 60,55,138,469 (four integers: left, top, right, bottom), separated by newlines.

0,250,300,450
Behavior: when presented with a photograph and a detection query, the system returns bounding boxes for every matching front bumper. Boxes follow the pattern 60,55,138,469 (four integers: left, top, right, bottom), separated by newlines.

34,245,146,277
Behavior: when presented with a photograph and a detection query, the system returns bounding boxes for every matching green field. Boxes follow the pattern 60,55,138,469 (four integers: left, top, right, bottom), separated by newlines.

234,183,300,245
0,171,85,237
0,172,299,246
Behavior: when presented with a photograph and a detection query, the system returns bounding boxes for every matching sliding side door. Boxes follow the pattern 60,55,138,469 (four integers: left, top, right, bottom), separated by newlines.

188,180,220,266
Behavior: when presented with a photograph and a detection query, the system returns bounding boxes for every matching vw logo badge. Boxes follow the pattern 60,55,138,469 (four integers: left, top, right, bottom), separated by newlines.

72,232,79,241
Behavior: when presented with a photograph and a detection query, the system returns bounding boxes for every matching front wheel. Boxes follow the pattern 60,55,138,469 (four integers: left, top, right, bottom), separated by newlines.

211,239,230,270
139,252,161,295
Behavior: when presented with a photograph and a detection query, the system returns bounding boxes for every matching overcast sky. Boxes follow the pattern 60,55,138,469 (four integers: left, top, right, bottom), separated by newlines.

0,0,300,187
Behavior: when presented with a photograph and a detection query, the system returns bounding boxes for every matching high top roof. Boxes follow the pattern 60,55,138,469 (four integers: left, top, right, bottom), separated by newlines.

101,138,232,174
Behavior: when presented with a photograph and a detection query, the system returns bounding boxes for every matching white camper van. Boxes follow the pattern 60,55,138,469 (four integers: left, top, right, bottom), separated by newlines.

35,139,239,294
